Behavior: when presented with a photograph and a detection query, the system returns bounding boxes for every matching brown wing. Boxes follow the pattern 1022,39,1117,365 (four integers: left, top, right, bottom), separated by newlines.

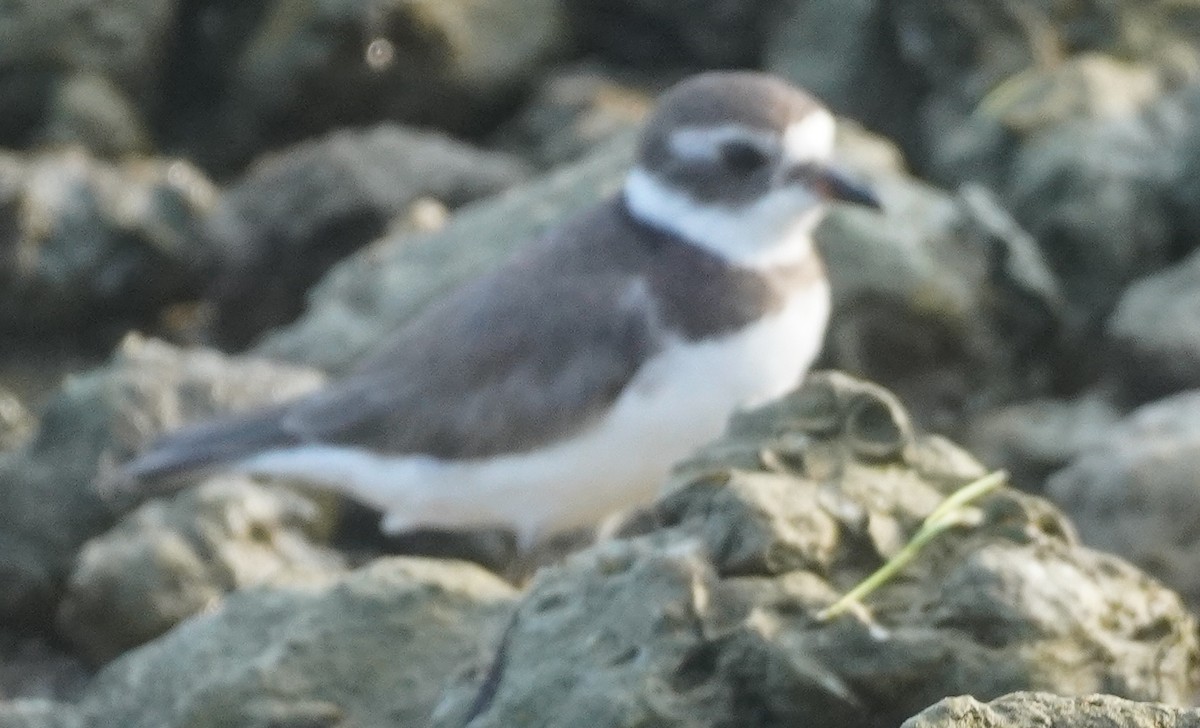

113,199,662,488
280,262,660,459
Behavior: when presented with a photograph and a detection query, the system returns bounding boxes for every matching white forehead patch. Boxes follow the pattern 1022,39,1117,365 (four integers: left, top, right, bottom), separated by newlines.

782,109,836,164
668,124,778,162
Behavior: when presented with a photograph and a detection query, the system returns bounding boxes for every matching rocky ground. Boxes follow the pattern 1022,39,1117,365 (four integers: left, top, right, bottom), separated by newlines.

3,0,1200,726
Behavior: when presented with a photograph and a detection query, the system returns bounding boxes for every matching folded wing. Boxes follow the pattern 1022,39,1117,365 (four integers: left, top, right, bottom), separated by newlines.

112,255,660,492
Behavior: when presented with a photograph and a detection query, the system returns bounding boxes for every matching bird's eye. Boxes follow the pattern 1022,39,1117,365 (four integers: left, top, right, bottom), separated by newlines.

719,141,769,174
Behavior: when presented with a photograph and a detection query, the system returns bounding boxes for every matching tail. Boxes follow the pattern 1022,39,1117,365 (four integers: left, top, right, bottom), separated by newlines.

100,404,299,497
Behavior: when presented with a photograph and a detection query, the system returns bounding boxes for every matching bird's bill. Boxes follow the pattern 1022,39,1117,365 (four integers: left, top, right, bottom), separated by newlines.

815,167,882,210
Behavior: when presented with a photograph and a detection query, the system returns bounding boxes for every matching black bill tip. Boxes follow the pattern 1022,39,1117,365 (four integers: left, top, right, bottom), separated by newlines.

818,167,882,210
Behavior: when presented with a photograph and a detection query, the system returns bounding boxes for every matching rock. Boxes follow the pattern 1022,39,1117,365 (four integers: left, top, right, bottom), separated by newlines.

885,1,1200,162
773,3,1200,326
915,53,1197,330
37,72,152,158
966,393,1121,492
1168,83,1200,239
0,332,106,403
768,0,1174,163
57,477,344,665
431,372,1200,727
0,149,217,338
775,0,1200,156
953,61,1192,322
1108,248,1200,404
820,150,1067,434
820,170,986,433
493,63,660,168
0,0,178,149
72,558,515,727
152,1,275,169
176,0,568,174
926,53,1165,187
202,124,531,350
0,387,34,452
0,336,324,627
253,132,639,373
903,692,1200,728
0,634,88,702
1047,390,1200,611
832,118,909,175
38,72,152,158
766,0,923,150
0,700,82,728
566,0,784,67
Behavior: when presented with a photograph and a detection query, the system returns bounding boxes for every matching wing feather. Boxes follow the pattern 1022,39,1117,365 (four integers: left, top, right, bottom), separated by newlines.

282,265,659,459
118,199,662,486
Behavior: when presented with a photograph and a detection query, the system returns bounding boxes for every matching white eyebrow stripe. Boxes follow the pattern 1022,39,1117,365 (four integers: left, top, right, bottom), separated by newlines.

667,125,779,162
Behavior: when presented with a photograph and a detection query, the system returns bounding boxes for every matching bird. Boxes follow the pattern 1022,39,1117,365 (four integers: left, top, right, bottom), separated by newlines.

108,71,881,549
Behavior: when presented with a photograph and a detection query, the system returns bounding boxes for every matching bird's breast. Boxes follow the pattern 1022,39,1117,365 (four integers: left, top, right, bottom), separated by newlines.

628,276,831,425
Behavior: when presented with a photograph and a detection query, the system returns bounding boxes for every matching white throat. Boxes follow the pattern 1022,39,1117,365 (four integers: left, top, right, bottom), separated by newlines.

623,167,825,270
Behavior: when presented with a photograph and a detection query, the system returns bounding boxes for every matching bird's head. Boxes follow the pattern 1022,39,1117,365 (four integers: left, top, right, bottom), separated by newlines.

624,72,880,269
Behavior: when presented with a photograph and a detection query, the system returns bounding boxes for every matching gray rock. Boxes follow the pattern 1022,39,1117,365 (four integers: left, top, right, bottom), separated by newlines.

890,5,1152,119
38,72,152,158
253,132,638,373
203,124,531,350
820,169,986,433
151,1,275,169
768,0,1181,163
821,149,1066,434
493,63,661,168
886,1,1199,161
966,393,1121,492
1168,83,1200,239
566,0,785,67
773,4,1200,327
73,558,515,728
0,634,88,702
1047,390,1200,611
181,0,568,173
923,54,1192,324
0,339,100,415
0,336,324,627
0,701,82,728
929,54,1165,184
57,477,345,664
0,0,177,147
766,0,923,149
432,372,1199,727
0,387,34,452
0,149,217,336
1108,248,1200,404
989,67,1189,321
903,692,1200,728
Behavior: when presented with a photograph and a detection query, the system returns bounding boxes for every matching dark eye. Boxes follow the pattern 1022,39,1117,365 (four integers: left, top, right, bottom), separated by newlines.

719,141,769,174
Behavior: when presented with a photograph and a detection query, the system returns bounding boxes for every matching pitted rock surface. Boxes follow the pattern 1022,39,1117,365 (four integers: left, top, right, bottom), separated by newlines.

431,372,1200,728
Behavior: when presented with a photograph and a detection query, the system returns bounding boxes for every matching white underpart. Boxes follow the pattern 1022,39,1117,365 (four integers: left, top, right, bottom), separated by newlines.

625,112,839,270
235,280,831,548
